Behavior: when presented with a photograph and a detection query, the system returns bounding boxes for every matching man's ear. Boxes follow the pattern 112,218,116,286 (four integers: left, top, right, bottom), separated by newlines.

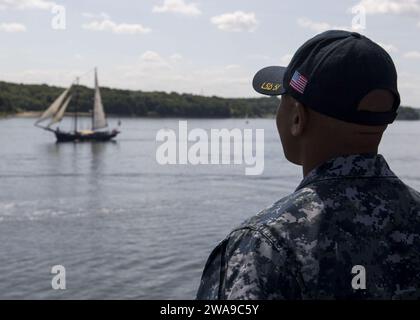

290,100,307,136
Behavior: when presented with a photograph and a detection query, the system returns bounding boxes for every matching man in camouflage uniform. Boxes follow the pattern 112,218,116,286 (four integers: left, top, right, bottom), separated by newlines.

196,30,420,299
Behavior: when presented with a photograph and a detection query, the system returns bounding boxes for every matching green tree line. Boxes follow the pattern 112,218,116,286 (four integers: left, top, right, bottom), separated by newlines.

0,80,419,120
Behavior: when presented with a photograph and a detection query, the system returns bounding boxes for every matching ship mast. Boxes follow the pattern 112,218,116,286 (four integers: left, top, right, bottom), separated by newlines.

73,77,80,133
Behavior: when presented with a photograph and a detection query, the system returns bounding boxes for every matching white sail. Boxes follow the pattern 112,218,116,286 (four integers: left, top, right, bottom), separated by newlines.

35,87,71,125
92,68,108,130
47,94,72,128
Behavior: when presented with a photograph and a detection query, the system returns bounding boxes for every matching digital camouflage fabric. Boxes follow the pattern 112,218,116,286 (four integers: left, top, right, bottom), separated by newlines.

197,154,420,300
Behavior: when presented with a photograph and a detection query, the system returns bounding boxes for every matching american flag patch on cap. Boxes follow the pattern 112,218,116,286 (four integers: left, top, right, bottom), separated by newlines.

290,71,308,94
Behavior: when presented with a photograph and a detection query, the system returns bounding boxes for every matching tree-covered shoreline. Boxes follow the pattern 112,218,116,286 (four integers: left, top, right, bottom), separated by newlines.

1,80,419,120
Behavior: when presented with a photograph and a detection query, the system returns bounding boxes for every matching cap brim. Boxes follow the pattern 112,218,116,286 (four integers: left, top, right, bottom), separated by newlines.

252,66,287,96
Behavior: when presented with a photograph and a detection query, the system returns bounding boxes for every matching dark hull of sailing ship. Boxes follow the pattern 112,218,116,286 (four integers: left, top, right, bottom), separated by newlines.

53,129,120,142
35,68,120,142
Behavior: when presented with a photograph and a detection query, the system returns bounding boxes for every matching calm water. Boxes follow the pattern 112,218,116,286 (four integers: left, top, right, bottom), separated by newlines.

0,117,419,299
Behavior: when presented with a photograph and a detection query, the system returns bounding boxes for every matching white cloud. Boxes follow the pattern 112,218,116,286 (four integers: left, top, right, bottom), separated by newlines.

140,51,165,63
169,53,183,62
82,12,110,20
297,18,331,32
403,50,420,58
211,11,258,32
225,64,241,70
297,17,351,32
82,18,151,35
138,51,184,67
0,22,26,32
153,0,201,16
137,51,183,70
0,0,56,10
352,0,420,16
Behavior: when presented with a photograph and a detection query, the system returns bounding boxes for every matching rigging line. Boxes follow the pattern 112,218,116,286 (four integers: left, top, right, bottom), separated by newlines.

71,68,95,86
79,68,95,79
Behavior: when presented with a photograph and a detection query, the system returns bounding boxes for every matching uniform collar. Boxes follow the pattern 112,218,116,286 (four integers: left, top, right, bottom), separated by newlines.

296,153,397,191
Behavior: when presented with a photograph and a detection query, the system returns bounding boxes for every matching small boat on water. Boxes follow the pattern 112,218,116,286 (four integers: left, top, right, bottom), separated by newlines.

35,68,120,142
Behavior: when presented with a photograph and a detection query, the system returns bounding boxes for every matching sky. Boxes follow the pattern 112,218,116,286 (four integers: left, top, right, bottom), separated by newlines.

0,0,419,107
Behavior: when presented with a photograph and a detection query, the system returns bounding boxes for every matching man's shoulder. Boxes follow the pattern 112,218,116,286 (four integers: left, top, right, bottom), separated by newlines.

244,187,319,221
232,187,323,247
229,175,420,251
401,183,420,202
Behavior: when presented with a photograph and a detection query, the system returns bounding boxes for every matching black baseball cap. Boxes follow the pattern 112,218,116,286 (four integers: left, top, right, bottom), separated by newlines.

252,30,401,126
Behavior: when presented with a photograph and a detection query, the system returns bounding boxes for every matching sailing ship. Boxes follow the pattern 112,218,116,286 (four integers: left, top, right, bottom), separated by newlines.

35,68,120,142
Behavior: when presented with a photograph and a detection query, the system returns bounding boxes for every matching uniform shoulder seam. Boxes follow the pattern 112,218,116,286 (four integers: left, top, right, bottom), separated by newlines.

298,175,399,190
230,225,286,253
